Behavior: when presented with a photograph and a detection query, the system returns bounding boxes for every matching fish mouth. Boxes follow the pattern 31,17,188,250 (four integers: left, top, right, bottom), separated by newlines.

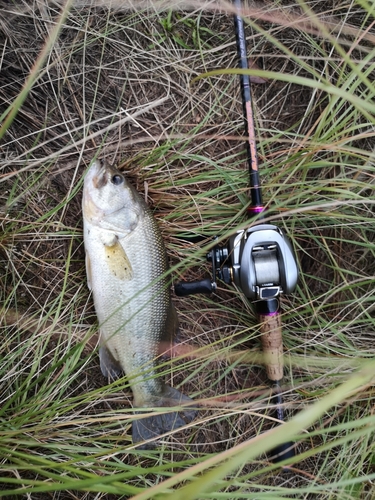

92,160,109,190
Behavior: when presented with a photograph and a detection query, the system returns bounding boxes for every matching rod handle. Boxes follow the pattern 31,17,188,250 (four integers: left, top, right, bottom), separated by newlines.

258,312,283,382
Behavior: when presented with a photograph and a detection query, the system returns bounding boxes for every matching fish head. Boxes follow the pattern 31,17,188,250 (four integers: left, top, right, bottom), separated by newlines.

83,160,143,234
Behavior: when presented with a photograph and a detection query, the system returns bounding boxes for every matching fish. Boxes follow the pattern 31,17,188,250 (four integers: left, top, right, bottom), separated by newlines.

82,159,196,448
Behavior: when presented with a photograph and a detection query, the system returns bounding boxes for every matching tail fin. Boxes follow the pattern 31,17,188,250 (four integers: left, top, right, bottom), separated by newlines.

132,385,196,449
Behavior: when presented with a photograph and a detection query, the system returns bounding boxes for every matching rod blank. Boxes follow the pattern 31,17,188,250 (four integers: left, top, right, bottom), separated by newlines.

233,0,263,209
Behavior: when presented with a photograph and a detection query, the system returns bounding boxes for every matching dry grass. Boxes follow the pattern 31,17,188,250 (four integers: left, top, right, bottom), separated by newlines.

1,0,375,498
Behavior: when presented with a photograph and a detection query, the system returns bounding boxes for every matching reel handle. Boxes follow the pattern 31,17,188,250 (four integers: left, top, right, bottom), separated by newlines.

174,278,214,296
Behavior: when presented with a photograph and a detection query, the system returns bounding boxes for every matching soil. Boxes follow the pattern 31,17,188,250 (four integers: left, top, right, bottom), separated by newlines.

1,0,374,497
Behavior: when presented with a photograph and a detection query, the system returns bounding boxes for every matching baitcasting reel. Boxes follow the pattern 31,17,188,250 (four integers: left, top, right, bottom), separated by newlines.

175,224,298,302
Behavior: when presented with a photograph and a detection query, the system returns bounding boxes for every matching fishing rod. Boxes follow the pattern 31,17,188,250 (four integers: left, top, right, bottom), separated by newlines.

175,1,298,462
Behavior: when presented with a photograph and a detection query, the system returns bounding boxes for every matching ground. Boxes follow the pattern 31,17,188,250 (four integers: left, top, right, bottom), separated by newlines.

1,0,375,498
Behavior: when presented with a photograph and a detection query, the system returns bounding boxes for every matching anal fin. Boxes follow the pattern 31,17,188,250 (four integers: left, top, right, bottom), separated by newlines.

99,344,123,379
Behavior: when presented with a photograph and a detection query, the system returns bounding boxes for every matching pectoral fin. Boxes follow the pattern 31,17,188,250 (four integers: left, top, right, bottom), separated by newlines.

85,252,92,291
104,240,133,280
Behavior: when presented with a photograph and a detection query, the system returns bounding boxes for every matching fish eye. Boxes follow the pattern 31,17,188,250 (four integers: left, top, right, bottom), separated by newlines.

111,174,124,186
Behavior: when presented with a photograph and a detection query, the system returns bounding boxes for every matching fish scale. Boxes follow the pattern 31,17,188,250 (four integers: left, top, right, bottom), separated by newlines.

82,159,196,448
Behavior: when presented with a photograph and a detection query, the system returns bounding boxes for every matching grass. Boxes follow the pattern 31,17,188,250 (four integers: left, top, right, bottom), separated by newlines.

1,0,375,498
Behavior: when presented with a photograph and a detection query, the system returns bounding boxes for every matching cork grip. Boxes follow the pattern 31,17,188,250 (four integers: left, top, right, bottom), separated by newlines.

259,313,283,381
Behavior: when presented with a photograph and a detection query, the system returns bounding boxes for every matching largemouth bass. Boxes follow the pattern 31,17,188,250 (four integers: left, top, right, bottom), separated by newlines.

82,159,195,448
